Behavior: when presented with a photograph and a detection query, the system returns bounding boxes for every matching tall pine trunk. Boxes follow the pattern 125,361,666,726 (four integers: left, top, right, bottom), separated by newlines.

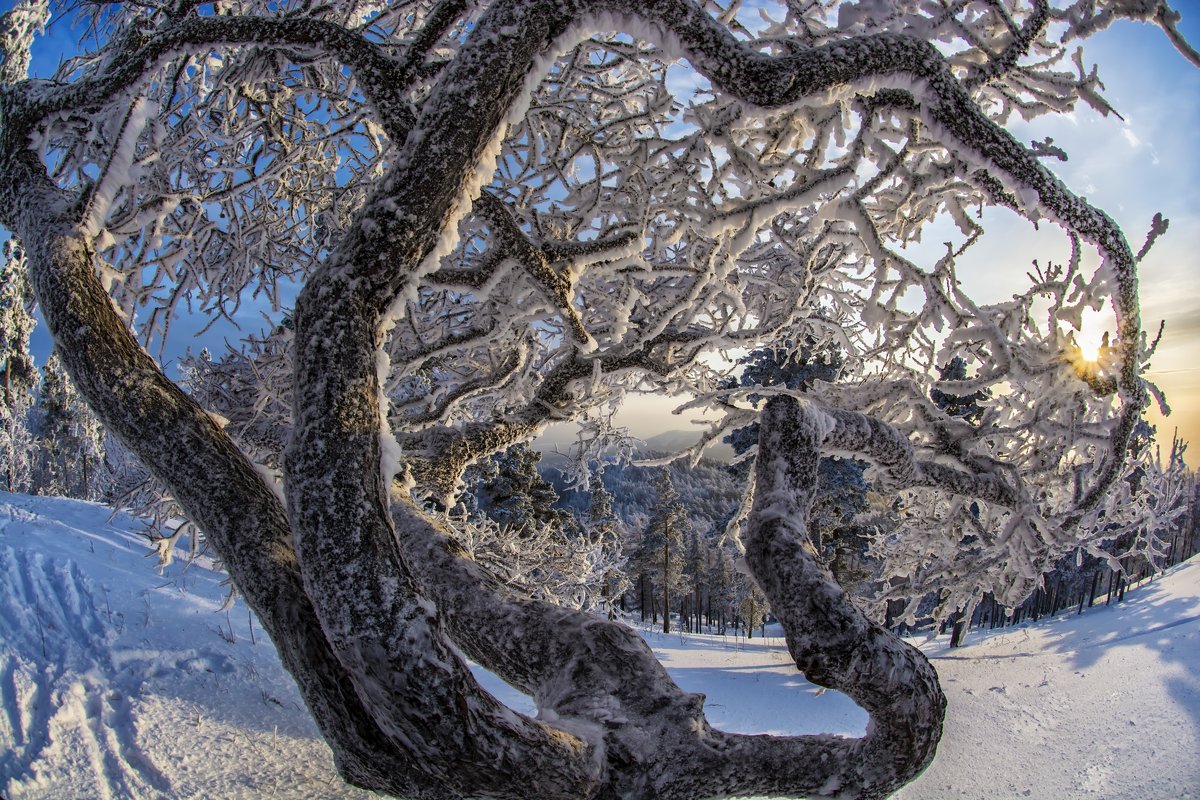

663,537,671,634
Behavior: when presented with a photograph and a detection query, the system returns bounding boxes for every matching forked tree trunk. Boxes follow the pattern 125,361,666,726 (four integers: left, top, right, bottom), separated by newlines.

1,0,962,794
6,201,951,796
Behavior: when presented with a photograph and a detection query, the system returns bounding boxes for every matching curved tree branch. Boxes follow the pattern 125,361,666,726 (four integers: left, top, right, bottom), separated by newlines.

283,0,1145,787
6,15,413,139
821,405,1019,507
0,149,442,798
2,0,1162,797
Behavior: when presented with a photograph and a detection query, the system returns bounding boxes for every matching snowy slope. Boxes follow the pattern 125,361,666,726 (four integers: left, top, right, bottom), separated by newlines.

0,493,370,800
1,492,1197,799
895,563,1200,800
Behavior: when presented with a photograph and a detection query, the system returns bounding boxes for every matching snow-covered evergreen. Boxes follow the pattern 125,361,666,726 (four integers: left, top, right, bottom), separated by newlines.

631,470,691,633
32,352,107,500
0,240,38,494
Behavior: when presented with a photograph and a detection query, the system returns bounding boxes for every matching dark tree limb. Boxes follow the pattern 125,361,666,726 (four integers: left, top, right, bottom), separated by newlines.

0,0,1154,797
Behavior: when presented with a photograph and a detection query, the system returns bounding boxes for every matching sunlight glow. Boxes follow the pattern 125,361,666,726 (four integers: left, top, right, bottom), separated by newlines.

1072,307,1114,365
1076,330,1103,363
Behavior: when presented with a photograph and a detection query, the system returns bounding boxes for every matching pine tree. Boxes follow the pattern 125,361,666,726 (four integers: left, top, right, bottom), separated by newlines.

470,443,570,536
634,470,690,634
929,355,990,646
33,351,107,499
705,549,736,634
682,529,708,633
0,239,38,493
734,576,769,639
585,473,628,620
724,337,843,456
930,356,989,426
726,338,870,580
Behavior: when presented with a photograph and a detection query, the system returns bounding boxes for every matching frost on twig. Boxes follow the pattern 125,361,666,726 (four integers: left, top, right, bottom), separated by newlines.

0,0,48,85
1135,212,1170,262
0,0,1187,796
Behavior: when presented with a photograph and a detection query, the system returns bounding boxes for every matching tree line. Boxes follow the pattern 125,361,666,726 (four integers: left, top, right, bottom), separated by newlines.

470,429,1198,645
9,245,1195,645
2,242,107,500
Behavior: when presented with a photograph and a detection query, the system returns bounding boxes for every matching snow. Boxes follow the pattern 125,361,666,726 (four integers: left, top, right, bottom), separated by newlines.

0,493,367,800
1,491,1198,799
81,95,155,246
894,575,1200,800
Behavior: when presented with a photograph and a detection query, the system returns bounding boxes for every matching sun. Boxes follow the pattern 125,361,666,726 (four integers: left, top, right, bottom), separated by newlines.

1062,308,1118,390
1075,328,1105,364
1070,307,1115,364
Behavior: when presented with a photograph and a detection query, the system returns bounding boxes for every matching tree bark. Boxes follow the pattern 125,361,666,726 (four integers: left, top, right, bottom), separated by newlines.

0,154,454,797
662,536,671,635
12,0,1152,794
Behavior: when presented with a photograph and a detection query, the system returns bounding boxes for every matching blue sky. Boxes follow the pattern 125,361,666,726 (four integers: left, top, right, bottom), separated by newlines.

623,14,1200,466
959,19,1200,466
8,2,1200,464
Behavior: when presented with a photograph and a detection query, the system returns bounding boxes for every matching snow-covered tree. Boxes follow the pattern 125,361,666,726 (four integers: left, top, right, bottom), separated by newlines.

930,356,990,427
726,339,872,586
584,473,629,619
444,507,607,611
468,443,572,535
454,443,619,610
633,469,691,633
32,351,107,499
1,0,1194,796
0,0,48,87
0,239,37,493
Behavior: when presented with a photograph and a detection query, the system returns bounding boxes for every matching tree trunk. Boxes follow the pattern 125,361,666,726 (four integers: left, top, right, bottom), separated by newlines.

2,6,954,797
663,537,671,635
640,573,647,622
948,618,966,648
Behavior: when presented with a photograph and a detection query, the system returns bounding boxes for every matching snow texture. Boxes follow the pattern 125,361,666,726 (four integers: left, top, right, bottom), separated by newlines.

2,492,1197,799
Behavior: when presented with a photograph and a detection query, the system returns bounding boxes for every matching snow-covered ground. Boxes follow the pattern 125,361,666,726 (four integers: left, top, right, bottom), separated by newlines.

1,492,1196,799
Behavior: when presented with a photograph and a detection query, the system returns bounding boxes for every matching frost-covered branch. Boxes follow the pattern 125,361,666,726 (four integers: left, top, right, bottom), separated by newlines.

6,14,414,137
2,0,1191,796
820,405,1019,508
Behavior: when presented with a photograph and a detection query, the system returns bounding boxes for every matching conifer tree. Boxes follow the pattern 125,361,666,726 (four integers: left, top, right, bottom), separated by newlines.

930,356,990,426
727,339,870,578
585,473,628,619
683,529,708,633
33,351,106,499
635,470,690,634
0,240,37,493
928,356,990,646
735,577,769,639
471,443,570,536
705,549,736,634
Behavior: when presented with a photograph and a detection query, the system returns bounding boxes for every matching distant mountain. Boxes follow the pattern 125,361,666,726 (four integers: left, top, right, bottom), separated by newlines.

640,430,734,462
532,426,734,464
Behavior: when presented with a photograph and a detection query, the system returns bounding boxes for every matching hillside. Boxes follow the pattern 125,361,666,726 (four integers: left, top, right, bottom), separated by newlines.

1,492,1197,799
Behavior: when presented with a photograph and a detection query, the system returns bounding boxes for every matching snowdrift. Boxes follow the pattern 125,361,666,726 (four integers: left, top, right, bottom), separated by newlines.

1,492,1197,799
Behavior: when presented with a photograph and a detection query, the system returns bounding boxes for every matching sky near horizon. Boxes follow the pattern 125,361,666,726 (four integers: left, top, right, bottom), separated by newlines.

8,2,1200,466
1001,20,1200,467
616,14,1200,467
